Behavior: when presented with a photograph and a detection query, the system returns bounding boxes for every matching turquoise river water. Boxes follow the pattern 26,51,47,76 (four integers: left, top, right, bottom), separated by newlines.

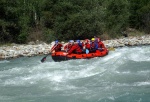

0,46,150,102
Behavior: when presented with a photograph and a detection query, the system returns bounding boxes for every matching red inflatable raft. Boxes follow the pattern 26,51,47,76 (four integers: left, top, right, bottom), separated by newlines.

51,48,109,62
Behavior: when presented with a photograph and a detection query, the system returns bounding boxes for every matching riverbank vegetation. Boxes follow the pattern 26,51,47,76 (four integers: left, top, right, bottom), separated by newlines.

0,0,150,44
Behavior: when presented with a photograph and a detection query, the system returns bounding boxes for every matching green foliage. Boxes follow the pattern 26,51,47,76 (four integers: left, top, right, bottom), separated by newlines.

104,0,130,37
49,0,106,40
0,0,149,44
128,0,150,32
43,28,56,43
17,16,29,43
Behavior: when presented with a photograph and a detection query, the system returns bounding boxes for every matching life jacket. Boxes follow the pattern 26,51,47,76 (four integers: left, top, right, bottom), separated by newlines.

85,43,91,50
90,42,98,50
98,41,105,49
51,43,62,52
64,44,72,51
68,44,82,54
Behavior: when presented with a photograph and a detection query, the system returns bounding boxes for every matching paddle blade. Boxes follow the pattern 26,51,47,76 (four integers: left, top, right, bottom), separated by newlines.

86,49,89,54
41,56,47,63
108,47,115,51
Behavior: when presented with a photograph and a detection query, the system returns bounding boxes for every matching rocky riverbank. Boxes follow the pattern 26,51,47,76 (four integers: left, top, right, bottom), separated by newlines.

0,35,150,60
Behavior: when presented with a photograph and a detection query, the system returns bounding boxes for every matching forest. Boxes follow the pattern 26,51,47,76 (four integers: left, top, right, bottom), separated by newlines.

0,0,150,44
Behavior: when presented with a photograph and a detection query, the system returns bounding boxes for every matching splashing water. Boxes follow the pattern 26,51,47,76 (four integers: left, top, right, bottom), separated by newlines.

0,46,150,102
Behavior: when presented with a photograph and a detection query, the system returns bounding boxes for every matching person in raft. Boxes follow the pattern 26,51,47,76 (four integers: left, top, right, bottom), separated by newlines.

90,38,98,53
84,39,91,50
76,40,84,49
82,39,91,53
66,40,83,54
97,38,106,51
50,40,63,53
64,40,73,52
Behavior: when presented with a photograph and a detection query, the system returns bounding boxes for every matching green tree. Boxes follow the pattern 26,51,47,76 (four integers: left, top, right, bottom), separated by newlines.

1,0,149,44
43,0,106,40
104,0,130,37
129,0,150,33
0,0,47,43
0,0,18,43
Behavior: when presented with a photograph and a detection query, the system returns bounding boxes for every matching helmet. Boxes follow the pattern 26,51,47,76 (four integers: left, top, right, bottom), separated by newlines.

55,40,58,43
85,39,89,43
91,38,95,41
76,40,80,43
69,40,74,43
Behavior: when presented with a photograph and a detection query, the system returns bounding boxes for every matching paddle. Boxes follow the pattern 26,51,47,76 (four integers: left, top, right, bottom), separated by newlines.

41,54,50,63
108,47,115,51
41,43,58,63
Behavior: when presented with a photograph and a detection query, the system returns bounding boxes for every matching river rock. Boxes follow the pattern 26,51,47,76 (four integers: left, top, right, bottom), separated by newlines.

0,35,150,60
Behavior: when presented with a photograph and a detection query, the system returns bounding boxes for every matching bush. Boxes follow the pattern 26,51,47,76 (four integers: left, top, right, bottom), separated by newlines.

43,29,56,43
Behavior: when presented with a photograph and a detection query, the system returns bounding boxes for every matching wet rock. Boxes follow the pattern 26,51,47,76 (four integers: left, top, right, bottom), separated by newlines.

0,35,150,60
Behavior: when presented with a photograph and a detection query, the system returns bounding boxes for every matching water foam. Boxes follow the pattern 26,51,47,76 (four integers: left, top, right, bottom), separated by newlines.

2,57,107,87
2,46,148,88
0,60,9,63
125,46,150,62
134,81,150,86
0,46,150,102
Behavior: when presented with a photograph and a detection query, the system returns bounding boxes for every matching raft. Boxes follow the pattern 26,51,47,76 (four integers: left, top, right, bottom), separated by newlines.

51,48,109,62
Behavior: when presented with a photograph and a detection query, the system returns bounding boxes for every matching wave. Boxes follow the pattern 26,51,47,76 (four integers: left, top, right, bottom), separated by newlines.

0,46,150,102
0,60,10,63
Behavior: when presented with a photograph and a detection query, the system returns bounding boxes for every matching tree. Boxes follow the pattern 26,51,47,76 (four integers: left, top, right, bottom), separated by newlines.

43,0,106,40
104,0,130,37
0,0,149,44
129,0,150,33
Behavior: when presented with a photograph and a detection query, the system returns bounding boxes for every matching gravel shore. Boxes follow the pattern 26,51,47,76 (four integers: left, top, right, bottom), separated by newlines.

0,35,150,60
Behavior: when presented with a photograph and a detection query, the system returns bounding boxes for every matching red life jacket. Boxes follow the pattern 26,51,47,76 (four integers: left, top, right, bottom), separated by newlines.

85,43,91,49
64,44,72,51
51,43,62,52
68,44,82,54
98,41,105,49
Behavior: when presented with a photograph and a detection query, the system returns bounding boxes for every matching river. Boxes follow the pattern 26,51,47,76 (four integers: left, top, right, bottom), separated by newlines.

0,46,150,102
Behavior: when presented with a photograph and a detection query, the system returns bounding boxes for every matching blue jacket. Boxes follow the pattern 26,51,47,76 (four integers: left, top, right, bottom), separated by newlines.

90,42,98,50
